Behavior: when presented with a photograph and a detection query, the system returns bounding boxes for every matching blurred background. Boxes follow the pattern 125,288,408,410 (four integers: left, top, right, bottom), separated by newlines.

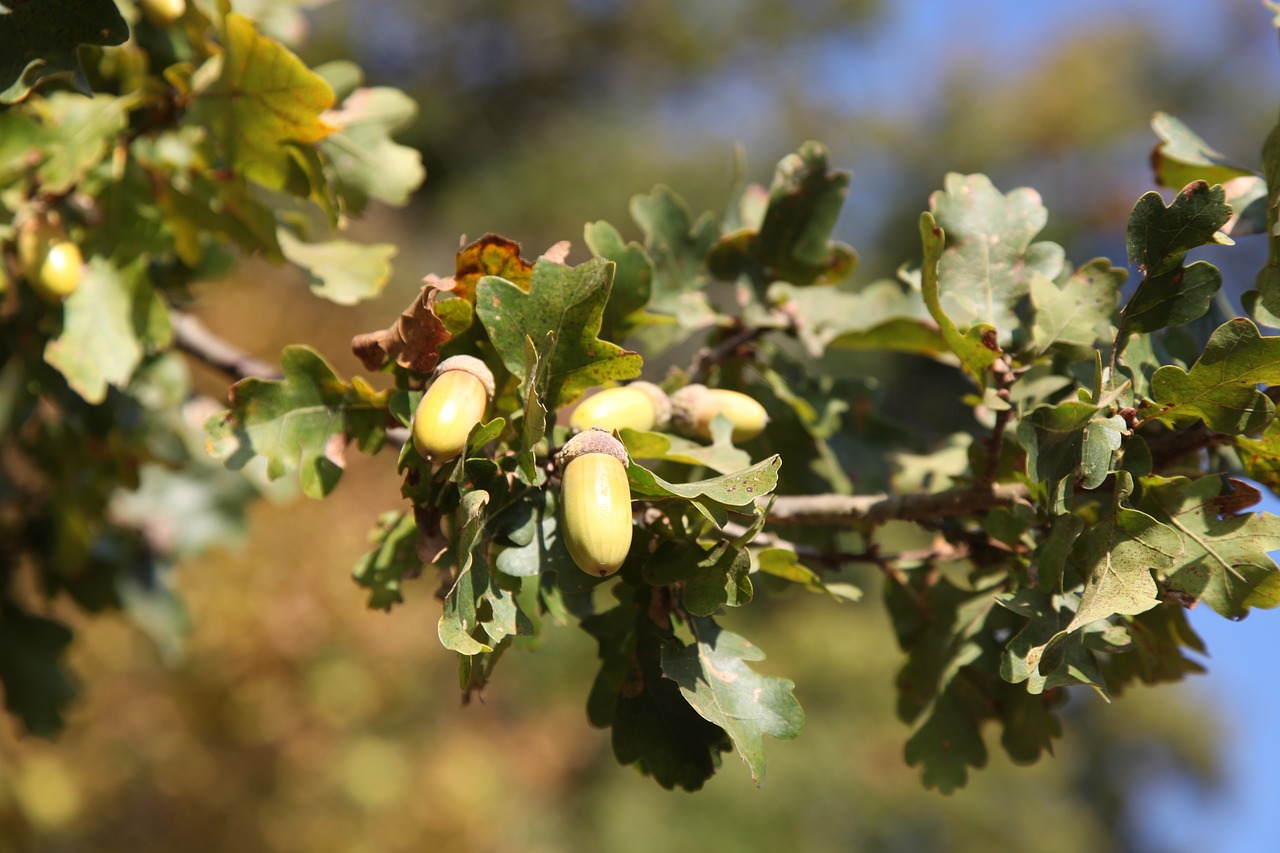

2,1,1279,850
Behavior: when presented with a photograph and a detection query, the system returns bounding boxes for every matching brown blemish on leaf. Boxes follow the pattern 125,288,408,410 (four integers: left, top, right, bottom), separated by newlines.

452,233,534,301
981,328,1001,352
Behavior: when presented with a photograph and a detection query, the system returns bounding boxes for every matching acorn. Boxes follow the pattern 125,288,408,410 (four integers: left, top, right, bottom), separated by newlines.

411,355,495,463
569,381,671,434
670,384,769,442
18,220,83,302
140,0,186,26
558,428,633,577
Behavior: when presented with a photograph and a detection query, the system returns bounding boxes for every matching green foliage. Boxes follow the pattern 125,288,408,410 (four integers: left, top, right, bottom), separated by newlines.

205,346,389,498
6,0,1280,803
0,0,128,104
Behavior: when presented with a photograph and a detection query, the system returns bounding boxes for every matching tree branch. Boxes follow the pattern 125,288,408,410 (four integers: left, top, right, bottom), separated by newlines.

171,310,281,382
766,482,1030,527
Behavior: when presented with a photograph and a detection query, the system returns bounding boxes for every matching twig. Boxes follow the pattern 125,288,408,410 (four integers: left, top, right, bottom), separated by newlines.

171,310,281,382
688,321,775,381
978,356,1015,488
766,482,1030,527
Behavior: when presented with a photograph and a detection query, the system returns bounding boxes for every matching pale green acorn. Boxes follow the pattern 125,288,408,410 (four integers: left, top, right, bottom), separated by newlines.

671,384,769,442
569,381,671,434
559,428,633,577
411,355,495,463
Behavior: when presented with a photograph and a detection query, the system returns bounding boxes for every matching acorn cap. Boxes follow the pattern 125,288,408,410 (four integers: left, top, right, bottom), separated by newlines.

669,383,709,435
433,354,495,398
630,381,672,430
558,427,629,466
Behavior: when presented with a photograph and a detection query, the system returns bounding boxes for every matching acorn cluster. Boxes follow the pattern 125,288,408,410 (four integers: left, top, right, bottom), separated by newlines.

410,365,768,577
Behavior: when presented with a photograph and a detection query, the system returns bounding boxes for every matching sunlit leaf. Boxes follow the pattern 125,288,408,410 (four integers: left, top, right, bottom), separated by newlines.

476,256,642,410
204,345,389,498
277,228,395,305
1146,318,1280,434
194,13,335,189
661,617,804,785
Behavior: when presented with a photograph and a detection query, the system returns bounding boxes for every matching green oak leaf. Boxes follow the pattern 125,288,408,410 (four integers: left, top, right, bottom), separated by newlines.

643,539,753,616
0,109,42,185
1150,112,1258,189
1146,318,1280,434
1081,414,1126,490
0,600,78,737
769,278,946,361
319,82,426,213
583,587,732,791
277,228,395,305
996,590,1107,698
30,92,132,194
903,686,989,795
1016,400,1096,486
1037,512,1086,593
476,257,642,410
755,547,861,601
929,173,1066,343
888,572,1057,791
918,212,999,377
516,333,551,485
1252,108,1280,324
193,13,335,190
110,461,256,559
1234,419,1280,494
583,220,653,343
204,345,389,498
44,258,169,404
438,490,492,655
661,616,804,785
490,489,578,579
630,186,718,331
1141,475,1280,619
627,454,780,519
1099,605,1206,694
1150,113,1266,237
0,0,128,104
352,511,420,611
1030,259,1125,352
999,688,1065,767
619,418,752,476
1120,181,1231,335
706,141,856,286
1065,480,1183,632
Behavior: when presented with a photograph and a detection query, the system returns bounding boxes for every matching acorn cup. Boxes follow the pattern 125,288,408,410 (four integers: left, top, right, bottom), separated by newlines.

569,381,671,434
411,355,495,463
558,428,633,577
670,383,769,443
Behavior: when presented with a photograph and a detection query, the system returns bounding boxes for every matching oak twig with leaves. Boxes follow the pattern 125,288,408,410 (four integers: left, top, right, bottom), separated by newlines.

6,0,1280,797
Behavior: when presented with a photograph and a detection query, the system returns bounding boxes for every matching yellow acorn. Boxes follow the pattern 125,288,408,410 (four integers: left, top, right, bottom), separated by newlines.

671,384,769,442
18,220,82,303
569,381,671,434
411,355,495,463
559,428,633,577
140,0,186,26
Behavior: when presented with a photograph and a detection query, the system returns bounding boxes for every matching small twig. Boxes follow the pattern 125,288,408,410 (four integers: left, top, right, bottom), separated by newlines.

688,321,776,381
171,310,281,382
766,482,1030,528
978,356,1016,488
